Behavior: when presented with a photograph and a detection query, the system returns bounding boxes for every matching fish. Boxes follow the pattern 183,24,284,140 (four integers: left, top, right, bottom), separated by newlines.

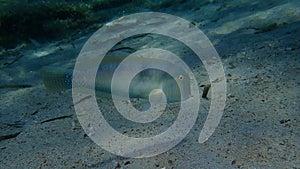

41,56,191,103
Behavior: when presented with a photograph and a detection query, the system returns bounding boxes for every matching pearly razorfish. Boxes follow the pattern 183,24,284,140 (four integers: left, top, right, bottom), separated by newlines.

41,56,191,103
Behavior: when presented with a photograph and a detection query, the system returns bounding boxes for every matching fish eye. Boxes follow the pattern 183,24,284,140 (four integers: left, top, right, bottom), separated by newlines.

178,75,184,81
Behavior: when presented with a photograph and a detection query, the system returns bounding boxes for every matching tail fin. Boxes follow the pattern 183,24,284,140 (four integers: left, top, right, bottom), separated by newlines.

41,66,73,92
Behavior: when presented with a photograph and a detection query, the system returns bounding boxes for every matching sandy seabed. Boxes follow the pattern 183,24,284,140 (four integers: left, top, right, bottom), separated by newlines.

0,1,299,168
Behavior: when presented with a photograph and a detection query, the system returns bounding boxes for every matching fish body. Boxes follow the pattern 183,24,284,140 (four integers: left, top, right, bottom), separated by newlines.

41,56,191,103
